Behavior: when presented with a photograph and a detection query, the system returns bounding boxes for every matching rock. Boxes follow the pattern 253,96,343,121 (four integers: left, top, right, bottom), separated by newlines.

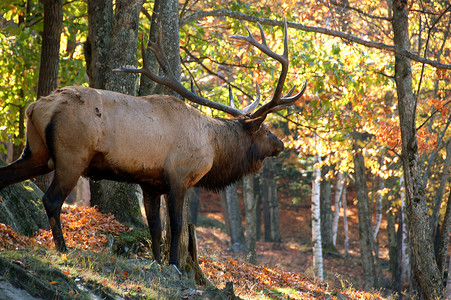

0,160,48,235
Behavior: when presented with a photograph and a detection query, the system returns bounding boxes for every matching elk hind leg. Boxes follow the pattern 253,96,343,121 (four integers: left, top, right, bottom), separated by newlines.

141,185,162,263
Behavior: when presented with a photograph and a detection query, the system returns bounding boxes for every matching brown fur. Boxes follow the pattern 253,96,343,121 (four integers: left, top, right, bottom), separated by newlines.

0,86,284,266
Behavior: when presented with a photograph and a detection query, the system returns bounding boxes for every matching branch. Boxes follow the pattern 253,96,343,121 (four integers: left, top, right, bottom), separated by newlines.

180,9,451,70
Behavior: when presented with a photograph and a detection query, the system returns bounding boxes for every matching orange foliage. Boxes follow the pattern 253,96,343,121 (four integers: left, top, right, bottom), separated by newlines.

34,205,130,252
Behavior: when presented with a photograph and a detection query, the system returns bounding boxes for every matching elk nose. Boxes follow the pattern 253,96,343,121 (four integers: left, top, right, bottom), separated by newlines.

272,140,284,156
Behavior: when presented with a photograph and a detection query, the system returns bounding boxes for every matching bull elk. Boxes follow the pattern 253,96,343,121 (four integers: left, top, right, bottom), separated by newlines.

0,20,305,267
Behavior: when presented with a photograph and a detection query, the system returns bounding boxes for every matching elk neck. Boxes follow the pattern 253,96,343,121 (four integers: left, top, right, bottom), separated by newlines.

195,117,265,192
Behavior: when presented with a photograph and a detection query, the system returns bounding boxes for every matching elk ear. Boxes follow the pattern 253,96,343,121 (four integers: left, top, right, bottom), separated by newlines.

243,115,267,132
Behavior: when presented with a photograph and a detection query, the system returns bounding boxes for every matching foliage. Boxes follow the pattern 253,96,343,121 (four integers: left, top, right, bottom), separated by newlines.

0,1,88,152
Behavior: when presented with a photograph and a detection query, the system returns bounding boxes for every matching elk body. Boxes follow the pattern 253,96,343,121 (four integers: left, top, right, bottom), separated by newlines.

0,20,305,267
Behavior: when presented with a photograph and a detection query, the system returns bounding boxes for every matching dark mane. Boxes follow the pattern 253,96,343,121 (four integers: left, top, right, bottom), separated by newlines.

195,119,265,192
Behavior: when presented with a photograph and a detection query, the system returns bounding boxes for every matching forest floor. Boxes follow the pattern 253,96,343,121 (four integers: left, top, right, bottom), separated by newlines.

0,189,391,299
195,189,393,298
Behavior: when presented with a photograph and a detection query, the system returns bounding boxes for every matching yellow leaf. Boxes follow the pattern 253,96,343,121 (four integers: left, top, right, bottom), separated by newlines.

61,253,68,261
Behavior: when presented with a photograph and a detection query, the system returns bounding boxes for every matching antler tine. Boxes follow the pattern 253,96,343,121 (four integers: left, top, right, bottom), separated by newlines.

229,83,261,114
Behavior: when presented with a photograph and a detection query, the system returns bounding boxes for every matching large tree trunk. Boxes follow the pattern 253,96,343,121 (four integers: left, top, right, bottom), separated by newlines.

311,153,323,281
37,0,63,99
392,1,444,298
87,0,145,229
353,134,377,289
33,0,63,192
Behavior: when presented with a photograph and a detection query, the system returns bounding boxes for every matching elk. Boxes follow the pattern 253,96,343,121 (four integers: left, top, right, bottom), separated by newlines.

0,20,305,267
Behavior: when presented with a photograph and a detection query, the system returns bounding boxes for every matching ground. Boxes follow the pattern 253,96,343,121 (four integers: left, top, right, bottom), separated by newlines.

195,189,392,297
0,189,390,299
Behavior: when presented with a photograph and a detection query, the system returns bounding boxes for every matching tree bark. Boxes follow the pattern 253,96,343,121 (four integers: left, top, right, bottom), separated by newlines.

392,1,444,298
320,165,333,249
244,175,257,264
311,153,323,281
261,158,281,243
353,134,377,289
37,0,63,99
332,172,345,247
223,183,245,253
87,0,145,230
34,0,63,192
400,175,411,291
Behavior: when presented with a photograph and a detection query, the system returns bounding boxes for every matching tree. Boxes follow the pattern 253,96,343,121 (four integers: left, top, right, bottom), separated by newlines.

244,175,257,264
392,1,444,297
85,0,145,229
353,132,377,289
33,0,63,191
261,158,281,243
311,152,323,281
220,184,245,253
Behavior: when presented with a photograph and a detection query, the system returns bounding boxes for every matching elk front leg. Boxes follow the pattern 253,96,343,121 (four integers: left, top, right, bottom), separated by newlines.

141,185,162,264
167,185,186,267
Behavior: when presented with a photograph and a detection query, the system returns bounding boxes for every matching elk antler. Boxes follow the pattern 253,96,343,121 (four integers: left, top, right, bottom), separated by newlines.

231,19,307,119
114,31,260,117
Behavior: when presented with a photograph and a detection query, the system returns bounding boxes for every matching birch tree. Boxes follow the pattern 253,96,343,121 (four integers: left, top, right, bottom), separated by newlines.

311,153,323,281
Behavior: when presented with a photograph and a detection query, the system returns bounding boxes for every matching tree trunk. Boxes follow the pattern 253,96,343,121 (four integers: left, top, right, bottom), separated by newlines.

372,172,384,241
332,172,345,247
311,153,323,281
384,171,401,293
342,182,349,256
85,0,113,89
353,134,377,289
320,165,333,249
88,0,145,230
33,0,63,192
436,191,451,278
392,1,444,298
187,188,200,225
37,0,63,99
244,175,257,264
400,175,411,291
446,253,451,299
430,140,451,233
261,158,281,243
223,184,245,253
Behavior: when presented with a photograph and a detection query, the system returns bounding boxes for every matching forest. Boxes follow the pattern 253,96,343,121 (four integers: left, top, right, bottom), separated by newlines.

0,0,450,299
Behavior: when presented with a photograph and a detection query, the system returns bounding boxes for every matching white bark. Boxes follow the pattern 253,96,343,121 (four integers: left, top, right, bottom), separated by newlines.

311,153,323,281
342,185,349,256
